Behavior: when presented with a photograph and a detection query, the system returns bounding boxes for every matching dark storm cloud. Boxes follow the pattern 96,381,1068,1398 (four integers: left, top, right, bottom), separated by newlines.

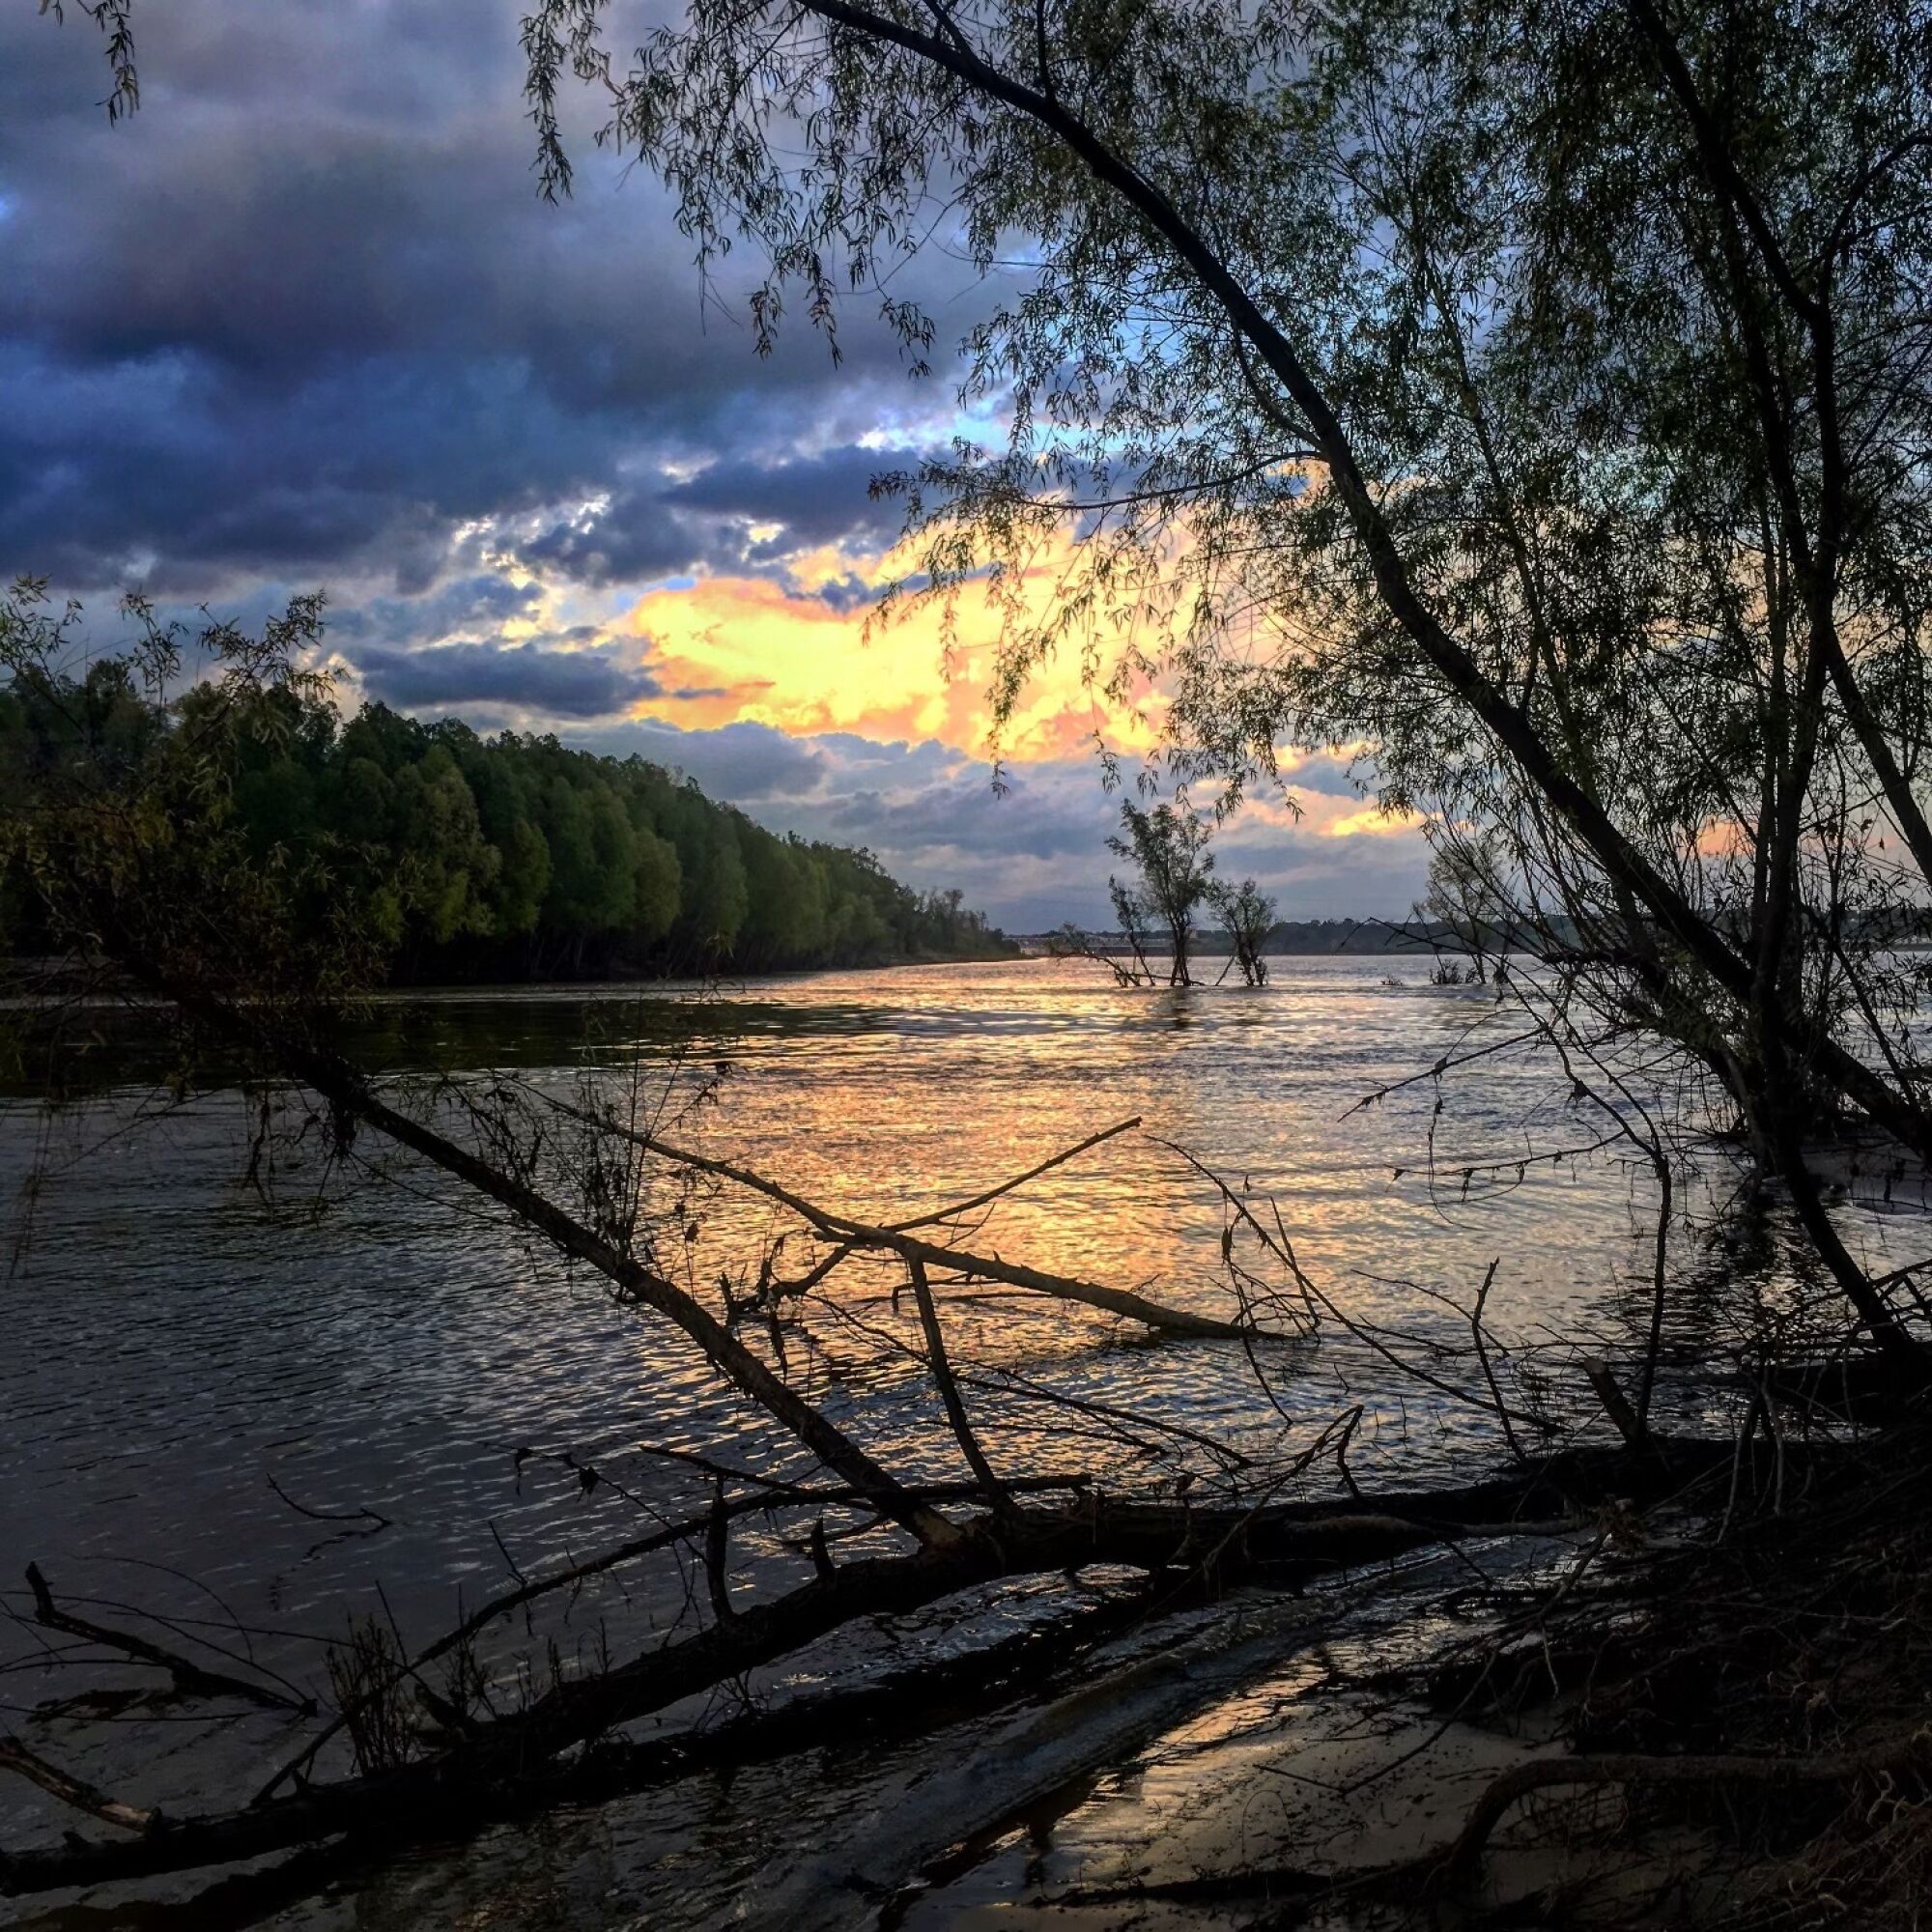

349,638,662,719
515,495,704,591
514,446,916,588
1284,751,1378,793
669,448,909,554
333,574,546,645
0,339,631,591
2,4,920,409
804,573,880,613
0,4,971,595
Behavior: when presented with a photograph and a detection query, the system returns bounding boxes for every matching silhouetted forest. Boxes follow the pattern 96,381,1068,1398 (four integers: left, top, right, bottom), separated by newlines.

0,657,1013,980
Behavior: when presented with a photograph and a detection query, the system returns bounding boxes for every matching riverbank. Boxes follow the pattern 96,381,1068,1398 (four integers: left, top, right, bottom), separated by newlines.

0,935,1021,1001
15,1410,1911,1932
873,1404,1932,1931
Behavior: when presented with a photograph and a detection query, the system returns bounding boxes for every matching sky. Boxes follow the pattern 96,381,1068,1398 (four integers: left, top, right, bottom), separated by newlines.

0,1,1433,931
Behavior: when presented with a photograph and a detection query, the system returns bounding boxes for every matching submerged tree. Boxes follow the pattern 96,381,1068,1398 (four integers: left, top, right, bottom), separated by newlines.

1208,876,1277,986
1108,799,1215,986
1417,840,1509,986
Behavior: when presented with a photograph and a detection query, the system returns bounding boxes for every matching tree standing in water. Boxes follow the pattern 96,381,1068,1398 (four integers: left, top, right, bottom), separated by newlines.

1108,799,1215,986
1208,876,1277,986
1418,840,1508,986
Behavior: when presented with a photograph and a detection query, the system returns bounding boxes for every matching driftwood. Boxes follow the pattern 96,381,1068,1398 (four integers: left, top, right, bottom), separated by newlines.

250,1470,1093,1807
1442,1735,1930,1883
1581,1357,1648,1451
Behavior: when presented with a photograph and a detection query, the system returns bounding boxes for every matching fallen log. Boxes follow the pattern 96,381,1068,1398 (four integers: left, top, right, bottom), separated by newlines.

0,1436,1744,1898
253,1470,1094,1806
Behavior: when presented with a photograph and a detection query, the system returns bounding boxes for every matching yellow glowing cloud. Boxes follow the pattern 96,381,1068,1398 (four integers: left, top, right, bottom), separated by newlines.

478,529,1425,869
607,543,1166,761
1318,802,1422,839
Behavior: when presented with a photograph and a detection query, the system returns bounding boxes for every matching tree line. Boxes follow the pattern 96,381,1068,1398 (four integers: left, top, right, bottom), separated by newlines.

0,593,1013,982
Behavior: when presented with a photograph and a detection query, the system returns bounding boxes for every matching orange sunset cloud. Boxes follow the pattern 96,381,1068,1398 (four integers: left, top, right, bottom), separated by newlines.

604,544,1168,763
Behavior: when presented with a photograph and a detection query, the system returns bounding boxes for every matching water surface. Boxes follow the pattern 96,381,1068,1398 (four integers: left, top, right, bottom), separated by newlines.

3,955,1902,1927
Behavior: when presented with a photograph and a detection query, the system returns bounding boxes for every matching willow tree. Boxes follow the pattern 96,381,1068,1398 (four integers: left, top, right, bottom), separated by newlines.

513,0,1932,1370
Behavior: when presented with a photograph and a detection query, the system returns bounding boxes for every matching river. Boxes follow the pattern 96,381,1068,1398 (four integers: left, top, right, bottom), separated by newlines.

2,954,1904,1928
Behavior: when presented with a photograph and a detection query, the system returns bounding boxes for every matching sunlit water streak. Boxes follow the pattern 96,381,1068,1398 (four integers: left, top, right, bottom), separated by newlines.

4,954,1922,1927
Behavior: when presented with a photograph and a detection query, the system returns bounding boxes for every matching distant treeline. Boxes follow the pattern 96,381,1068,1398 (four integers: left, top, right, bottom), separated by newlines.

1029,919,1500,956
2,675,1014,980
1041,914,1932,959
1265,919,1460,955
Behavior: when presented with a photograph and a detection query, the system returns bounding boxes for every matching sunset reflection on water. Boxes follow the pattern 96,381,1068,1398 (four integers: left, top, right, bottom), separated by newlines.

1,952,1881,1929
382,952,1663,1332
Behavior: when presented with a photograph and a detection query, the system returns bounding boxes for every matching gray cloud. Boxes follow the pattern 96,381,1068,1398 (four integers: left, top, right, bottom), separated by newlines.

334,574,547,646
569,718,835,802
819,773,1107,863
348,638,661,719
514,445,915,588
669,448,908,554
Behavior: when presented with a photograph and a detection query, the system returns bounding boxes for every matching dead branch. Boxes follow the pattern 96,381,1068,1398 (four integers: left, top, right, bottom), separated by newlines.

219,1018,964,1553
1582,1357,1649,1451
957,1365,1252,1469
1470,1261,1525,1463
0,1736,156,1835
254,1469,1094,1805
907,1255,1011,1506
704,1490,734,1623
23,1563,311,1716
1442,1735,1929,1884
266,1474,392,1534
1269,1252,1552,1435
1,1438,1747,1899
555,1100,1253,1338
